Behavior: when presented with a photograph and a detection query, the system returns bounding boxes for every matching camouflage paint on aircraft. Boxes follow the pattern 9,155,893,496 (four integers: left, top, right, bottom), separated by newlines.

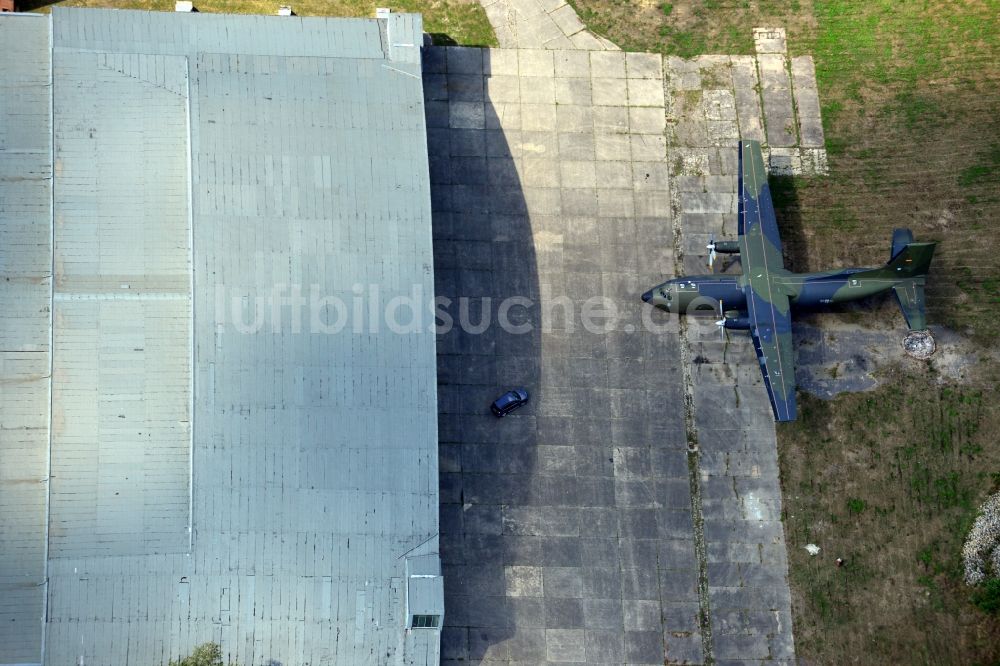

642,141,936,422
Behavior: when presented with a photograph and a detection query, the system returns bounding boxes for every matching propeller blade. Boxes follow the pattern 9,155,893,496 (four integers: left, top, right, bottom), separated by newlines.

707,233,717,268
717,299,725,341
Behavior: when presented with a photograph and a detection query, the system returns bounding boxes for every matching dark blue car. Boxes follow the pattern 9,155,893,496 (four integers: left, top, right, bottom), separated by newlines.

491,388,529,417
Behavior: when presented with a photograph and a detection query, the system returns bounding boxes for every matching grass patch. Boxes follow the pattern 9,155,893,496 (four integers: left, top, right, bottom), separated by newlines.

169,643,229,666
780,370,1000,663
958,143,1000,188
20,0,498,46
973,579,1000,615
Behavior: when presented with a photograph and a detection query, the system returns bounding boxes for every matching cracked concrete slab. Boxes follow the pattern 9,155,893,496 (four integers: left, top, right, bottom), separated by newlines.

757,53,797,148
664,47,827,175
790,55,825,148
477,0,618,50
752,26,787,55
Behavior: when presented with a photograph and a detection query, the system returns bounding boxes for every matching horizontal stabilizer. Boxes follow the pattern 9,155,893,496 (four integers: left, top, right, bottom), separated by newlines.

893,279,928,330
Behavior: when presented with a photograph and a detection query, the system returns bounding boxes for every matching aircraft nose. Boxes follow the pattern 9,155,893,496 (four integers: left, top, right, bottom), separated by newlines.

641,290,652,303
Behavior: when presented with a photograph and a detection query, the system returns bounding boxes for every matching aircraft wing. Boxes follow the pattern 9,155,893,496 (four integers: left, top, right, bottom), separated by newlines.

739,142,796,420
737,140,784,268
747,289,797,421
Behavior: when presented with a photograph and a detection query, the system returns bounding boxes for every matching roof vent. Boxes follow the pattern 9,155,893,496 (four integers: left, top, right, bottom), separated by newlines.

277,4,293,15
375,7,390,18
174,1,194,11
404,554,443,630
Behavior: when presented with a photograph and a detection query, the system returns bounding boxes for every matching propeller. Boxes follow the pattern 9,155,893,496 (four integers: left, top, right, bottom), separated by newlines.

707,233,718,269
715,299,726,341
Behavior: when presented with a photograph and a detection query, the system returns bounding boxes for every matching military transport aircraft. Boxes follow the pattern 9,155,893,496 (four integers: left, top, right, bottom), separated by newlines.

641,140,936,422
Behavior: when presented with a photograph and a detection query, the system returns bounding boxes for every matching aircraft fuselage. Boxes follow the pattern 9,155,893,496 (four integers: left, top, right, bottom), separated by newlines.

641,267,900,316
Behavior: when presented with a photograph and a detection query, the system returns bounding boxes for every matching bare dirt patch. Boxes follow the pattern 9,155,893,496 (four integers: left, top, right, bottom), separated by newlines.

566,0,816,56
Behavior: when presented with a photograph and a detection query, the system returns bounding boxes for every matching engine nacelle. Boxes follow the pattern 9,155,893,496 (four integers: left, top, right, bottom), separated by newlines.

722,314,752,330
710,240,740,254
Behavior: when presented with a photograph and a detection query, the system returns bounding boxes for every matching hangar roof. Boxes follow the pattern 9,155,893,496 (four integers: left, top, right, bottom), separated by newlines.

0,8,440,665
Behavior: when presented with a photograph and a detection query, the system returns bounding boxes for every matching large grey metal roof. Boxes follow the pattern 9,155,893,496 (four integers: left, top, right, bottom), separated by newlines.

49,46,193,561
0,15,51,665
1,8,439,665
53,9,386,59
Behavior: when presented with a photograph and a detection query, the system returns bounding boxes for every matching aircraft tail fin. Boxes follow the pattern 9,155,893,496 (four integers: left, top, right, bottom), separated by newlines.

890,228,914,260
884,240,936,278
